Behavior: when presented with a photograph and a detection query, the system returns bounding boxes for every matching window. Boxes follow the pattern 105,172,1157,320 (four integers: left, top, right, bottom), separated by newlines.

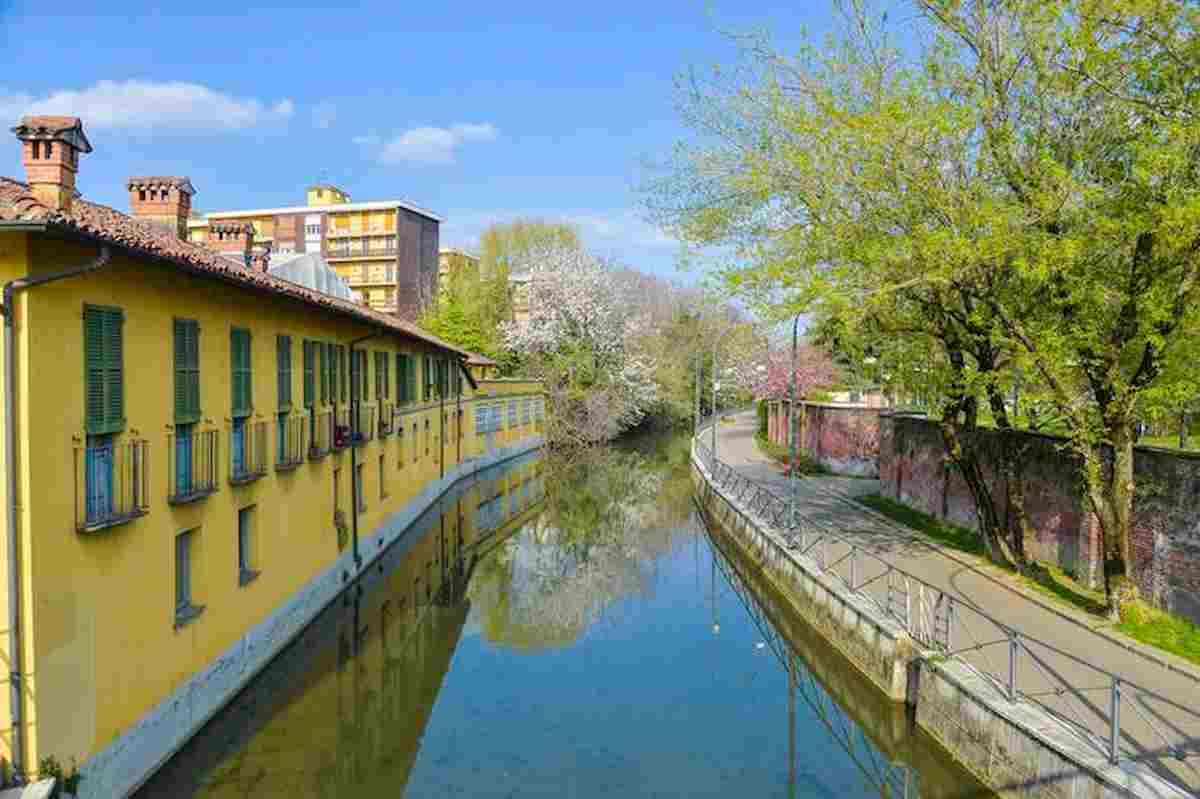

175,424,193,497
325,342,336,405
230,328,252,418
31,141,41,159
231,417,246,477
44,142,52,158
277,335,292,411
379,454,387,499
238,505,258,585
174,529,202,627
374,352,384,400
138,189,146,201
396,353,412,404
424,418,431,455
355,463,365,512
397,424,405,470
84,304,124,435
173,318,201,425
303,340,315,408
412,422,418,463
277,411,288,464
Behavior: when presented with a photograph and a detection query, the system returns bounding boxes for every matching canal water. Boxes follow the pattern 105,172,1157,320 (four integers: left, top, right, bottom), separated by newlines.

136,431,989,798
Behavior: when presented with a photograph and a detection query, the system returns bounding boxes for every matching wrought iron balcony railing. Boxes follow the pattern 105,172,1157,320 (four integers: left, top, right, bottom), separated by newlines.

309,408,333,459
276,414,307,471
229,419,268,485
168,428,218,504
75,436,149,532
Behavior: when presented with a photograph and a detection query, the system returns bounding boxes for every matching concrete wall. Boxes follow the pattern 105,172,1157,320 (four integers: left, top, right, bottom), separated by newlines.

767,400,882,477
880,414,1200,624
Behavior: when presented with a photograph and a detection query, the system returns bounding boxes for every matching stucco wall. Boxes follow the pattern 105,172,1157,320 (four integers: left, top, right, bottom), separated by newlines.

768,401,882,477
880,414,1200,624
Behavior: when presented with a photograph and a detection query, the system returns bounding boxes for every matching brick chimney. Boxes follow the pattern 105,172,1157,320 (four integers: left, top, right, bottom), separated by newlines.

209,222,255,267
128,176,196,239
10,116,93,213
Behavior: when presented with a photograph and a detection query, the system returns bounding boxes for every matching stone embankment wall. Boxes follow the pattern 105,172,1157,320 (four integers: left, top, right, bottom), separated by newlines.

879,414,1200,625
691,442,1190,799
766,401,882,477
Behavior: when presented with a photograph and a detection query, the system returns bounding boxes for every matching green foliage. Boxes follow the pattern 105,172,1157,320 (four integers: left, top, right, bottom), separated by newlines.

39,755,80,797
754,431,829,475
757,400,768,436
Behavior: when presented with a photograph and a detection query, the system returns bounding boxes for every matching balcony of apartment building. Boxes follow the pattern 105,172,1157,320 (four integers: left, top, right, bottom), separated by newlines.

324,233,397,262
74,435,150,533
343,262,398,287
228,418,269,486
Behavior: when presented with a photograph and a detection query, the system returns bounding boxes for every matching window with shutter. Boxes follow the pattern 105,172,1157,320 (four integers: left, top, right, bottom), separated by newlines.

231,328,252,418
359,350,368,400
302,340,315,408
174,318,201,425
407,354,417,404
326,342,336,405
277,335,292,411
84,304,125,435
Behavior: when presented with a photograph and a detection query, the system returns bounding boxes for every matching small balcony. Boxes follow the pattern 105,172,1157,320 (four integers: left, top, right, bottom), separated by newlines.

333,406,351,450
309,408,333,459
353,402,376,445
276,414,307,471
75,437,150,533
229,419,268,486
168,428,219,504
378,401,394,437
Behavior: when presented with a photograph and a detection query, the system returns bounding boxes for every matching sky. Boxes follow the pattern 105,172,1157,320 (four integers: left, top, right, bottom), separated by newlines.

0,1,837,279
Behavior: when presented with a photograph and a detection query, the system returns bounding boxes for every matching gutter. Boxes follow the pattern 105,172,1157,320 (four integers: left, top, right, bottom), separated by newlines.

1,244,111,779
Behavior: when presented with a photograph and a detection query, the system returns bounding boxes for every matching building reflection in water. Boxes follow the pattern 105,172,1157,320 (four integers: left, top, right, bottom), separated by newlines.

135,450,545,799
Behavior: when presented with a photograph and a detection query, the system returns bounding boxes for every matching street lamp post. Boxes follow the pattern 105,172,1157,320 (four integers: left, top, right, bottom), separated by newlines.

789,315,800,530
712,339,719,458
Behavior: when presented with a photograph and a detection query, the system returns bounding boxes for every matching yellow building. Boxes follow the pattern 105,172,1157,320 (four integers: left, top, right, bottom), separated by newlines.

0,116,544,797
187,184,440,320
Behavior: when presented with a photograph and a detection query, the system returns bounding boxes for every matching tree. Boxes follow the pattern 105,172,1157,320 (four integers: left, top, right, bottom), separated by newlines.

649,0,1200,611
745,343,840,401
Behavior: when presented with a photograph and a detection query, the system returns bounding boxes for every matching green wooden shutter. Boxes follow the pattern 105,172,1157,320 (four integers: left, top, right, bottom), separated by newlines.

359,351,368,400
338,345,347,403
303,340,314,408
231,328,252,417
277,335,291,411
319,341,328,404
325,343,335,405
85,305,125,434
373,352,382,400
406,355,417,404
395,353,403,402
174,319,200,424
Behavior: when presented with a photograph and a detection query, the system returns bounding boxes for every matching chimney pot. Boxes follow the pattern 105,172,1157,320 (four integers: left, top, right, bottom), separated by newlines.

128,176,196,239
11,116,93,213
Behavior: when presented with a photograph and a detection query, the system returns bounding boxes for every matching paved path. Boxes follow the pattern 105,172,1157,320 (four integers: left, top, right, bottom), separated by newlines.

707,412,1200,796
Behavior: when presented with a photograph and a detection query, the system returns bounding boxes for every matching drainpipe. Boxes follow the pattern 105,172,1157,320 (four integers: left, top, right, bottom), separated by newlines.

1,244,111,779
348,331,385,571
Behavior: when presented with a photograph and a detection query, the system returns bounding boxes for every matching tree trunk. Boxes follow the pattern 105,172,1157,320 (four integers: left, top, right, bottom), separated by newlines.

985,385,1031,571
1180,411,1188,450
1082,418,1140,620
938,403,1008,566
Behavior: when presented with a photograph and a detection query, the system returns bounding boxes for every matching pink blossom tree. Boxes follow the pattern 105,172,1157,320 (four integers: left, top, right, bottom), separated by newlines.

744,345,839,401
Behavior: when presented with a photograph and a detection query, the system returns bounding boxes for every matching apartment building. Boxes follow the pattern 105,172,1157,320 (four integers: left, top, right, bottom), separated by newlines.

437,247,531,323
0,116,544,797
187,183,440,320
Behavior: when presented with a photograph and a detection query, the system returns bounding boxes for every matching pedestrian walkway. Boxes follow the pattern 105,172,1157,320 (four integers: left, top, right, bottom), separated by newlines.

707,411,1200,795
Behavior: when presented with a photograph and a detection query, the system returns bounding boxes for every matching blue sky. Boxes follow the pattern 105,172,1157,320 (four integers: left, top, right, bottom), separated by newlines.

0,0,836,278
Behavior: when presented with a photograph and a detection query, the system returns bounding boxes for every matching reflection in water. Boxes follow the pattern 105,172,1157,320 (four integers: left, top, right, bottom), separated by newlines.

137,433,988,798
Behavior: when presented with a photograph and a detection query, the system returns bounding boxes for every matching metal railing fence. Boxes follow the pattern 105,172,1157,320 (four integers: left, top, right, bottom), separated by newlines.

692,422,1200,791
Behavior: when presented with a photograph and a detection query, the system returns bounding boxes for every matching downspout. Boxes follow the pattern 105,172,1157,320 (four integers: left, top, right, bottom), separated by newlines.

347,330,386,571
2,244,111,779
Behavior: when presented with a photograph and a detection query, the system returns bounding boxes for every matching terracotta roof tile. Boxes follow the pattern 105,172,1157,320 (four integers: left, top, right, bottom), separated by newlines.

0,177,471,358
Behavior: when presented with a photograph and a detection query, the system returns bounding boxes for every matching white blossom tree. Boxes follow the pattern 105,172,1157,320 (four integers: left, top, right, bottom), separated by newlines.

502,245,660,444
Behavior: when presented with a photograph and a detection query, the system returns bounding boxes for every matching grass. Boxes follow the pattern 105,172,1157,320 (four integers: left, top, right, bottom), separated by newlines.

1140,434,1200,452
855,493,1200,667
754,431,830,475
1118,604,1200,666
855,494,985,556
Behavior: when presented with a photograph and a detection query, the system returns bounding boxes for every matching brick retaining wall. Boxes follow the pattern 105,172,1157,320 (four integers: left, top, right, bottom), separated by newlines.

767,400,882,477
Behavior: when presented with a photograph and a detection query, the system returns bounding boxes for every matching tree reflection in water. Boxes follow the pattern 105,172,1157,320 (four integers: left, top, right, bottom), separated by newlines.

469,431,697,651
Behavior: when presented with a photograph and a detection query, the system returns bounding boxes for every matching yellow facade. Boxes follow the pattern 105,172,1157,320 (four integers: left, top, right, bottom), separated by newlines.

0,230,543,782
306,185,350,206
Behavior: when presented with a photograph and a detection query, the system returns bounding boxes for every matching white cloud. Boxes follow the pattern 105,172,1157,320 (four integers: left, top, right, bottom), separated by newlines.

376,122,498,166
0,80,294,131
352,134,380,146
